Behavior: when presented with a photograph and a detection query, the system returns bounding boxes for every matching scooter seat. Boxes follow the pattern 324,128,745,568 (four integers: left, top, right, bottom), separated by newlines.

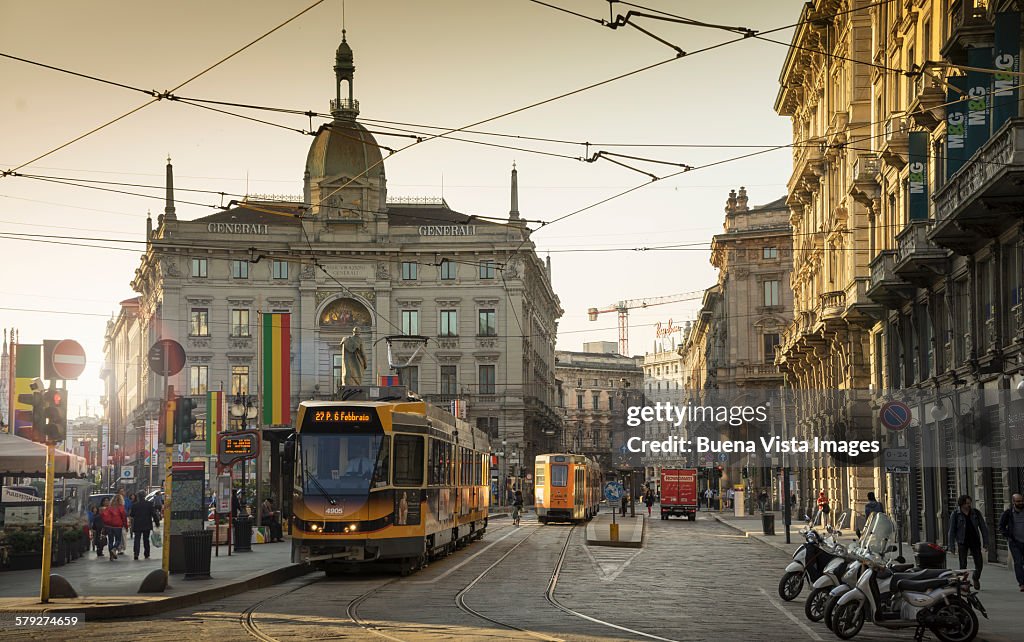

895,577,951,592
891,568,949,581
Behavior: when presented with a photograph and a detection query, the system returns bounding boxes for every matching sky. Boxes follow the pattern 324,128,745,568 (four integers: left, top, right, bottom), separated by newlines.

1,0,805,418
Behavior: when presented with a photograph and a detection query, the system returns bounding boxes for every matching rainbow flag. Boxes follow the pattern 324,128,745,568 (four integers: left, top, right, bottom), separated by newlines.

207,390,225,455
262,313,291,425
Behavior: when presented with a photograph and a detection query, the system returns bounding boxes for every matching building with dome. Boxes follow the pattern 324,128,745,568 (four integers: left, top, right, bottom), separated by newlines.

100,30,563,506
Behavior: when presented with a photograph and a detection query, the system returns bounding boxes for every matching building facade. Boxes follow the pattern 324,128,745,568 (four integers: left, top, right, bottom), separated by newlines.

101,32,563,502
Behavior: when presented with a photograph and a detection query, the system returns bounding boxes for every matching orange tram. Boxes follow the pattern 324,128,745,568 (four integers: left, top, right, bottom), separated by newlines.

289,392,490,576
534,453,602,524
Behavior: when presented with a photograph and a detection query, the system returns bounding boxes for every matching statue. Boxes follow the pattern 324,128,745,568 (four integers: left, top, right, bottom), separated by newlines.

339,327,367,386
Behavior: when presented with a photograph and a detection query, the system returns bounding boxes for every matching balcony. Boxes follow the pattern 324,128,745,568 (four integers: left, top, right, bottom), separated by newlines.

330,98,360,115
849,154,881,209
843,276,884,327
866,250,914,308
818,290,847,329
941,0,993,65
735,363,782,384
908,71,948,131
893,220,948,286
931,120,1024,254
879,115,909,169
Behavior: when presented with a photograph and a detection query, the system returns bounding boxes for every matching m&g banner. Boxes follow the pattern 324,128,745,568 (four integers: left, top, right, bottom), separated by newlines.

907,131,929,221
993,12,1021,131
945,75,968,179
964,47,992,162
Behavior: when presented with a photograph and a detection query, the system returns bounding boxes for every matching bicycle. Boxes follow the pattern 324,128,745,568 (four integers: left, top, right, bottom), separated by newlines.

512,505,522,526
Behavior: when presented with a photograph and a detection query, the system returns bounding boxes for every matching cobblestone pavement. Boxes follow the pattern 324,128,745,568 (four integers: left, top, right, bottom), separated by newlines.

5,511,1008,641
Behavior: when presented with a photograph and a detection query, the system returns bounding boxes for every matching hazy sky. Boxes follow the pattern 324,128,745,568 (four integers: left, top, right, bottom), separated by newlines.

1,0,804,417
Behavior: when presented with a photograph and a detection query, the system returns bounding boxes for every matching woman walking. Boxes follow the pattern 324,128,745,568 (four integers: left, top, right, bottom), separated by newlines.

644,490,655,517
102,494,128,560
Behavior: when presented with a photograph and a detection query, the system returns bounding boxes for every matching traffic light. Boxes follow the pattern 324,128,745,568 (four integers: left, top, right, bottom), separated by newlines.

174,396,198,443
714,465,723,479
42,386,68,442
17,378,45,437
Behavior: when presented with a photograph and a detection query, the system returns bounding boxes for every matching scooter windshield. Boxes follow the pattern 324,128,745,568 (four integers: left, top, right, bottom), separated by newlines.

861,512,896,557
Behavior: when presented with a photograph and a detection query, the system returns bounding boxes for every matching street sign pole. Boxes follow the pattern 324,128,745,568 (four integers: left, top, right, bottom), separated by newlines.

39,441,55,603
161,378,173,579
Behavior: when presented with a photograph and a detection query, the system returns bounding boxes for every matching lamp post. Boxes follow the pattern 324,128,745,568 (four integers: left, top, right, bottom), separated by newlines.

230,394,258,514
501,438,507,506
113,444,121,491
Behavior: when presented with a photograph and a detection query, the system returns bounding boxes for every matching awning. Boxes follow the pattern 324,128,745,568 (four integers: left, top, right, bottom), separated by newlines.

0,432,88,478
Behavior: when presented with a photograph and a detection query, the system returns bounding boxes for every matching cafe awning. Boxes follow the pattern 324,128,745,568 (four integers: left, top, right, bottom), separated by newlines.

0,432,88,478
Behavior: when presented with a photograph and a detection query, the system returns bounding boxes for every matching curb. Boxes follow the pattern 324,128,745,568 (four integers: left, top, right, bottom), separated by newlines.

710,514,795,555
0,562,312,620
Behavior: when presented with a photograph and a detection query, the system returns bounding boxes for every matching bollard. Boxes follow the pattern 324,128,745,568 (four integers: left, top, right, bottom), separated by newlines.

609,523,619,542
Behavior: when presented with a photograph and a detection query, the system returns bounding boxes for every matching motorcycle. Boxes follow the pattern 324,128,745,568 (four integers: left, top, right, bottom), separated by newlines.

778,515,846,601
806,554,852,622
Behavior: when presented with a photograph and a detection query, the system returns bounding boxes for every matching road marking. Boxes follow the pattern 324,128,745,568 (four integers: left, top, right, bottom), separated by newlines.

581,542,644,582
412,525,532,584
758,587,824,641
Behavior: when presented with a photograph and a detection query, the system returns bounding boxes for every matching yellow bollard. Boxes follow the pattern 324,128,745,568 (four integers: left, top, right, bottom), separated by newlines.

609,523,619,542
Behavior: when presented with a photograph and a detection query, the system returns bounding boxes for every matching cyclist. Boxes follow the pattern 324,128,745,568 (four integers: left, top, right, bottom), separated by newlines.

512,489,524,526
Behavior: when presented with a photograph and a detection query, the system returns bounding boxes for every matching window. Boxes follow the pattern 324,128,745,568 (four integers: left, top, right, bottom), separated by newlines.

440,259,456,280
478,365,496,394
190,309,209,337
272,260,288,279
393,435,424,486
401,310,419,335
763,333,780,363
763,247,778,259
479,260,496,279
551,464,568,487
231,260,249,279
608,397,614,412
763,280,781,307
440,310,458,337
231,309,250,337
401,261,418,280
332,354,343,393
476,416,498,439
576,394,583,409
399,365,418,392
372,435,391,487
441,365,458,395
231,366,249,395
189,366,208,396
191,258,207,278
478,309,496,336
592,392,600,410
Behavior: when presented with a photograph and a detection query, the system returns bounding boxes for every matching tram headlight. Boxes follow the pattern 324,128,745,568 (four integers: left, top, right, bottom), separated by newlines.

346,524,358,533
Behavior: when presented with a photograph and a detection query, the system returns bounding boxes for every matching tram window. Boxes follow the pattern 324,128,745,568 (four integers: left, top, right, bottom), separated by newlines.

372,435,390,487
428,439,444,485
393,435,424,486
301,432,383,495
551,464,568,487
535,466,545,487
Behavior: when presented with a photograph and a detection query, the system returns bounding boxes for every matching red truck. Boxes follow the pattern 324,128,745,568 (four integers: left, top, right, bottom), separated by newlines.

660,468,698,521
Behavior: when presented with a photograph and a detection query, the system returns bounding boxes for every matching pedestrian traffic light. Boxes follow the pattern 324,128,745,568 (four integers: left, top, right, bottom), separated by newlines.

174,396,198,443
42,386,68,442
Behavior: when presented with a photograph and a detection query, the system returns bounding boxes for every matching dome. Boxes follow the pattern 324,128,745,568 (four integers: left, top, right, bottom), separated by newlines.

305,120,385,185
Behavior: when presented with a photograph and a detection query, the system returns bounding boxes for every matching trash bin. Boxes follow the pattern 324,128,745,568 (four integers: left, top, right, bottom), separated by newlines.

762,512,776,536
183,530,213,580
234,516,253,552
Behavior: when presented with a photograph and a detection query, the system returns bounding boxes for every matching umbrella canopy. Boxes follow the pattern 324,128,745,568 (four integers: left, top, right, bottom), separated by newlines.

0,432,88,478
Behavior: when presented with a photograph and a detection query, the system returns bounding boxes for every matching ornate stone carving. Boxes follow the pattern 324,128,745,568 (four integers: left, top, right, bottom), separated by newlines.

436,299,462,307
474,298,500,307
395,298,422,308
227,298,255,306
229,339,252,350
505,258,520,279
162,259,181,277
437,339,459,350
227,353,254,363
437,353,462,363
376,262,390,280
186,353,212,363
301,263,315,279
476,338,498,349
186,296,213,305
474,352,500,362
315,290,333,307
188,338,211,349
350,289,376,306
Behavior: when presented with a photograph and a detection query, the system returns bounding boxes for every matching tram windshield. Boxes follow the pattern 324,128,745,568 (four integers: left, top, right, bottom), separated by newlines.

301,433,387,496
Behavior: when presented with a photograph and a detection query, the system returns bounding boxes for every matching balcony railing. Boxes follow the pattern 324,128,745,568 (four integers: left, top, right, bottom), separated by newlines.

330,98,360,114
894,220,946,286
867,250,913,307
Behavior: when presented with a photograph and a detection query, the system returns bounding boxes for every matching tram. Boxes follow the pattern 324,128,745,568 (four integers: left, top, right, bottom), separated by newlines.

534,453,602,524
290,389,490,575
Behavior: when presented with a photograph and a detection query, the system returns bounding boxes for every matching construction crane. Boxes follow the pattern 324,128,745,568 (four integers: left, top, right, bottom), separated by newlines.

588,289,706,356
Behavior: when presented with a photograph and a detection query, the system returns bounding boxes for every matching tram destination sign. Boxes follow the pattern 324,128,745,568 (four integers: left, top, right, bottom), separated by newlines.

217,431,260,467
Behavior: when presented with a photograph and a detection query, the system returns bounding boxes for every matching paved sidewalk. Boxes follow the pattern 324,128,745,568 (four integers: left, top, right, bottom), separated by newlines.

713,512,1022,641
0,538,307,619
585,513,644,547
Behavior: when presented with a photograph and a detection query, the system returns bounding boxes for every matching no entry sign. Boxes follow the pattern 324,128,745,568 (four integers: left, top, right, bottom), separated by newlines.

51,340,86,380
880,401,912,431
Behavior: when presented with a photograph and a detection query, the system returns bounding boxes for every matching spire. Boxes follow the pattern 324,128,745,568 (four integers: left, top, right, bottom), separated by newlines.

509,161,520,221
332,28,359,120
164,155,176,222
146,210,152,241
736,186,749,211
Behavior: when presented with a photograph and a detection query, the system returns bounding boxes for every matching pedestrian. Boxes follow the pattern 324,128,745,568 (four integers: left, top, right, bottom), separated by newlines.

816,491,830,528
513,489,524,526
704,487,714,510
758,490,769,513
261,498,283,542
790,493,797,511
997,492,1024,592
102,494,128,561
129,492,160,560
620,492,628,516
947,494,990,590
93,497,110,556
864,492,884,521
644,490,654,517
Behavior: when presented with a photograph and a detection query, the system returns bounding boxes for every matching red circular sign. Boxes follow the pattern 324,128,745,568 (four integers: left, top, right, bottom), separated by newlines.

880,401,912,431
51,339,86,380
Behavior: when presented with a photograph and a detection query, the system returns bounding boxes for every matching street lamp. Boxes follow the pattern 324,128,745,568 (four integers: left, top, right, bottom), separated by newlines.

230,394,258,514
501,439,507,506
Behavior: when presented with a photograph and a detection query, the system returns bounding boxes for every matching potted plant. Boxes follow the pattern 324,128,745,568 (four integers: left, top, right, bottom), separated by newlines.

4,528,43,571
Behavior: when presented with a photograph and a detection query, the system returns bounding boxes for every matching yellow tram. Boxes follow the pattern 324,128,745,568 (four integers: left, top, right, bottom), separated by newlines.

290,394,490,575
534,453,602,524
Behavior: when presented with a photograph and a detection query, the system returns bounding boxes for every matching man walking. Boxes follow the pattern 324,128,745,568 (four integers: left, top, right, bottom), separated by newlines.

864,492,884,520
130,492,160,560
997,493,1024,592
947,494,990,590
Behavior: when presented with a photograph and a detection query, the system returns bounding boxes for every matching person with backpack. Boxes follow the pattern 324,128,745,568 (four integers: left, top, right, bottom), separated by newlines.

947,494,990,589
997,493,1024,592
512,489,524,526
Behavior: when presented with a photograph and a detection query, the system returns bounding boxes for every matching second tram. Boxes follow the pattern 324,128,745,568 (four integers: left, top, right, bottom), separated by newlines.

534,453,601,524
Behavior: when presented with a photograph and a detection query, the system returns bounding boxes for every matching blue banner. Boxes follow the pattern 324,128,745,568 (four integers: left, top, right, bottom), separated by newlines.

945,76,968,179
907,132,928,221
964,47,992,161
993,12,1021,131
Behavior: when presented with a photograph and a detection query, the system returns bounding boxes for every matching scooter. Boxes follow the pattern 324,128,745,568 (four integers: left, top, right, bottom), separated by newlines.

778,516,845,601
831,565,986,641
805,553,853,622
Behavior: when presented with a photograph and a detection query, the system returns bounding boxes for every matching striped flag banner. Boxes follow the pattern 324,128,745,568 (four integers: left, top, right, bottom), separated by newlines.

207,390,225,456
379,375,399,386
262,313,291,425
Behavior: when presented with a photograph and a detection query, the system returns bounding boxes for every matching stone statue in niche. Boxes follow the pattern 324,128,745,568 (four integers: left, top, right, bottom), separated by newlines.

339,327,367,387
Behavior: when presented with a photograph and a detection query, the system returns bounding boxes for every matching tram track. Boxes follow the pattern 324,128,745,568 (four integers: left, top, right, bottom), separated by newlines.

240,575,325,641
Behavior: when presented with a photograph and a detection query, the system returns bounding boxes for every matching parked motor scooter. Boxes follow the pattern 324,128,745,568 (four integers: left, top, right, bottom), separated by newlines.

778,514,845,601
